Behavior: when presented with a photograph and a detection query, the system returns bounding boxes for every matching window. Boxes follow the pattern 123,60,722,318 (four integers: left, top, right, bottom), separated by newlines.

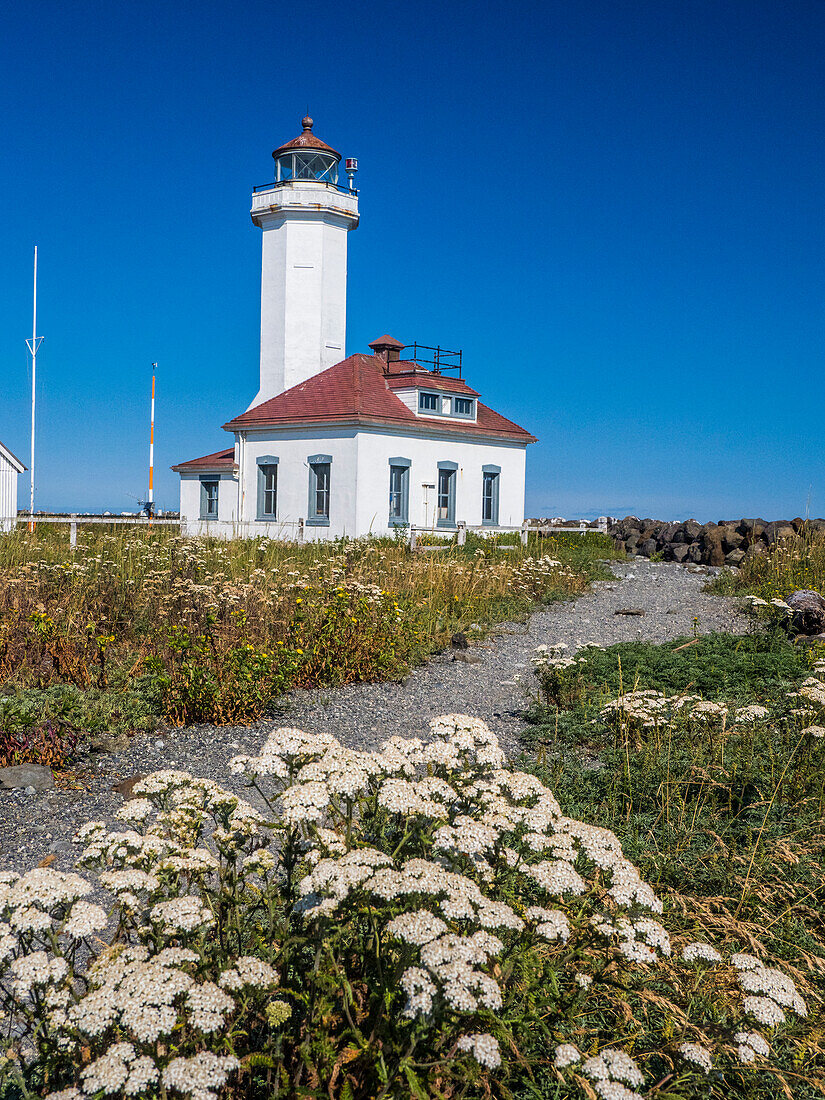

307,454,332,526
454,397,474,418
199,478,219,520
419,391,440,413
437,461,457,527
482,465,501,526
388,458,411,525
256,457,279,520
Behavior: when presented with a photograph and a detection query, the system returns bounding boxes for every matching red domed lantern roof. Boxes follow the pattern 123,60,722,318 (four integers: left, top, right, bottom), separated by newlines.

272,117,341,160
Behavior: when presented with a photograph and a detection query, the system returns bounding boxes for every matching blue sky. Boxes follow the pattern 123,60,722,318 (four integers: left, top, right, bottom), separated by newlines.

1,0,824,521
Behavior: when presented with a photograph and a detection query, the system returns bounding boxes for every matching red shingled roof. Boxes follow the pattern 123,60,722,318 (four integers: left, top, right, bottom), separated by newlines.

222,354,535,442
171,447,235,473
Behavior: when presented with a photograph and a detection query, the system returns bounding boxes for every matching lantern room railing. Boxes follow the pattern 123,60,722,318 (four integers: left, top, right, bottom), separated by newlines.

252,179,358,197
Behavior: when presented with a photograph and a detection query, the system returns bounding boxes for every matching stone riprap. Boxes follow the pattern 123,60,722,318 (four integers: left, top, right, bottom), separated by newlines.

608,516,825,567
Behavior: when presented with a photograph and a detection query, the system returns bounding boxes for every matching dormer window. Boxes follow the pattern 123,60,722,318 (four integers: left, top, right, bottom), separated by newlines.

454,397,474,418
419,392,440,413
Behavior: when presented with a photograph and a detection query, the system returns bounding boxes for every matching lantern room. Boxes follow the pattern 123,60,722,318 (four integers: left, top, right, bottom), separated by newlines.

271,116,341,184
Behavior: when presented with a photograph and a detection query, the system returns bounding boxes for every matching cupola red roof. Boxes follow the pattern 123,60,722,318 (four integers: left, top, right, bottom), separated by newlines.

272,117,340,160
368,334,405,351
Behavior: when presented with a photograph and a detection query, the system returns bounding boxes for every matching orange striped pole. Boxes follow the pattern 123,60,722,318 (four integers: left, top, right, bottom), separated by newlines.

148,364,156,521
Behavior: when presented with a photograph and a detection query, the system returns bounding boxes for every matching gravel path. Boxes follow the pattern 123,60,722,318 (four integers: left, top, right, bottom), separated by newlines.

0,561,749,873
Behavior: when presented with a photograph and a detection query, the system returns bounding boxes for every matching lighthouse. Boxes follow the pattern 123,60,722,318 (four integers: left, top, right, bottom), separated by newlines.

249,117,360,406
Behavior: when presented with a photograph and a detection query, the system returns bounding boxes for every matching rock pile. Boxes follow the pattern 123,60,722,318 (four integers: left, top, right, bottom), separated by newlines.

609,516,825,568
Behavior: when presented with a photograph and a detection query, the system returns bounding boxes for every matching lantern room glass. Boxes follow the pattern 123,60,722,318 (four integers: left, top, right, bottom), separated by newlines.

274,151,339,185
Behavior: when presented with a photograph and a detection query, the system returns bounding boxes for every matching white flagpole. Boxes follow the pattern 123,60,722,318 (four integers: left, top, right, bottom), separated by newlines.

25,247,43,532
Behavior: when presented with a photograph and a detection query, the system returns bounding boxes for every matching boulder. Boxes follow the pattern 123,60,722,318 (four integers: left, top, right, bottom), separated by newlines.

762,521,797,547
0,764,54,792
786,590,825,635
722,530,744,553
791,517,806,533
670,543,690,563
725,548,746,567
639,539,658,557
686,543,704,564
738,518,766,538
702,531,725,566
684,519,701,540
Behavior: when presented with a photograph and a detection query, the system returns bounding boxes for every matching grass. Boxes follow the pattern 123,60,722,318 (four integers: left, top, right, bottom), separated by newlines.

712,524,825,602
0,525,617,759
520,632,825,1097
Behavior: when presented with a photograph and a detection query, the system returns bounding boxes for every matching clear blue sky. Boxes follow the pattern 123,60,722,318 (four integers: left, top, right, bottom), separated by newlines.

1,0,824,521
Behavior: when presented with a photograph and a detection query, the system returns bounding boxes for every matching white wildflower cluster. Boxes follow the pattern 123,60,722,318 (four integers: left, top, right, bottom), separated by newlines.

601,689,729,732
456,1032,501,1068
531,642,581,672
735,953,807,1024
734,704,770,723
798,677,825,706
734,1030,771,1063
682,941,723,963
548,1046,644,1100
678,1042,712,1074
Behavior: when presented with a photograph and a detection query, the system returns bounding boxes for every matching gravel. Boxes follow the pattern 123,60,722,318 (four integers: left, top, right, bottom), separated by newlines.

0,560,749,874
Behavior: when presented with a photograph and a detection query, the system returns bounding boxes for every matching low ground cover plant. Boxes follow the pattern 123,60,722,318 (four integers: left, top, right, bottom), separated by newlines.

0,715,808,1100
0,528,614,751
523,634,825,1097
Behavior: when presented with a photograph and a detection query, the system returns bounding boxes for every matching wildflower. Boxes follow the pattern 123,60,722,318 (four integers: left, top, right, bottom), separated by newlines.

456,1032,501,1068
151,896,215,934
554,1044,581,1068
162,1052,240,1100
682,942,722,963
678,1042,712,1073
64,901,108,939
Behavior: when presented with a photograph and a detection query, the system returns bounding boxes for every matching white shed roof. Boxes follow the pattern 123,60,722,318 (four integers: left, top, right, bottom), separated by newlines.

0,440,26,473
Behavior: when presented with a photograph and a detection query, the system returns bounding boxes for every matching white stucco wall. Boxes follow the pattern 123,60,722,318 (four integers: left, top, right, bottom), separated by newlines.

179,471,239,537
251,183,358,406
178,427,528,540
354,430,526,536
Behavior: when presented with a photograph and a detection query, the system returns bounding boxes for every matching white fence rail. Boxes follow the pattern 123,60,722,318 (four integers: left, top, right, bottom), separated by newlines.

16,514,182,547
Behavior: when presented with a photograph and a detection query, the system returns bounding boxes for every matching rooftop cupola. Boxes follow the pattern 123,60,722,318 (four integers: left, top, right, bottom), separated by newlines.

272,117,341,184
368,334,404,362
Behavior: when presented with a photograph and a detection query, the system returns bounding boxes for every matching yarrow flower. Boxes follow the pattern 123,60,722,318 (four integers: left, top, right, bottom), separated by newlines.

678,1042,712,1074
456,1032,501,1068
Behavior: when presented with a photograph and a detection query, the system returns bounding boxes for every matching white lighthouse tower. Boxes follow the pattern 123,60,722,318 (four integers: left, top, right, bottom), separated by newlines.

249,117,359,406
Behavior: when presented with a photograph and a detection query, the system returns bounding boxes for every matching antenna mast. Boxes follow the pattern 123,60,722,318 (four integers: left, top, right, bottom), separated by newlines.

147,364,156,518
25,246,44,532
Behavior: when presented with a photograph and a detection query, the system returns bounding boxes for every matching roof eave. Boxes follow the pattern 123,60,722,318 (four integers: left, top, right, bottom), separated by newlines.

223,414,535,444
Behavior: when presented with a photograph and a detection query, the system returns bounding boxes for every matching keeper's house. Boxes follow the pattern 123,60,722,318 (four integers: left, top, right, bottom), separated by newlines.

173,119,535,539
0,439,25,533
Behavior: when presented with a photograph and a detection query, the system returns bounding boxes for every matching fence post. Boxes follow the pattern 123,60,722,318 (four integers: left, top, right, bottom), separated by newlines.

520,522,529,547
298,518,305,543
457,521,466,547
409,526,417,551
70,515,77,549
